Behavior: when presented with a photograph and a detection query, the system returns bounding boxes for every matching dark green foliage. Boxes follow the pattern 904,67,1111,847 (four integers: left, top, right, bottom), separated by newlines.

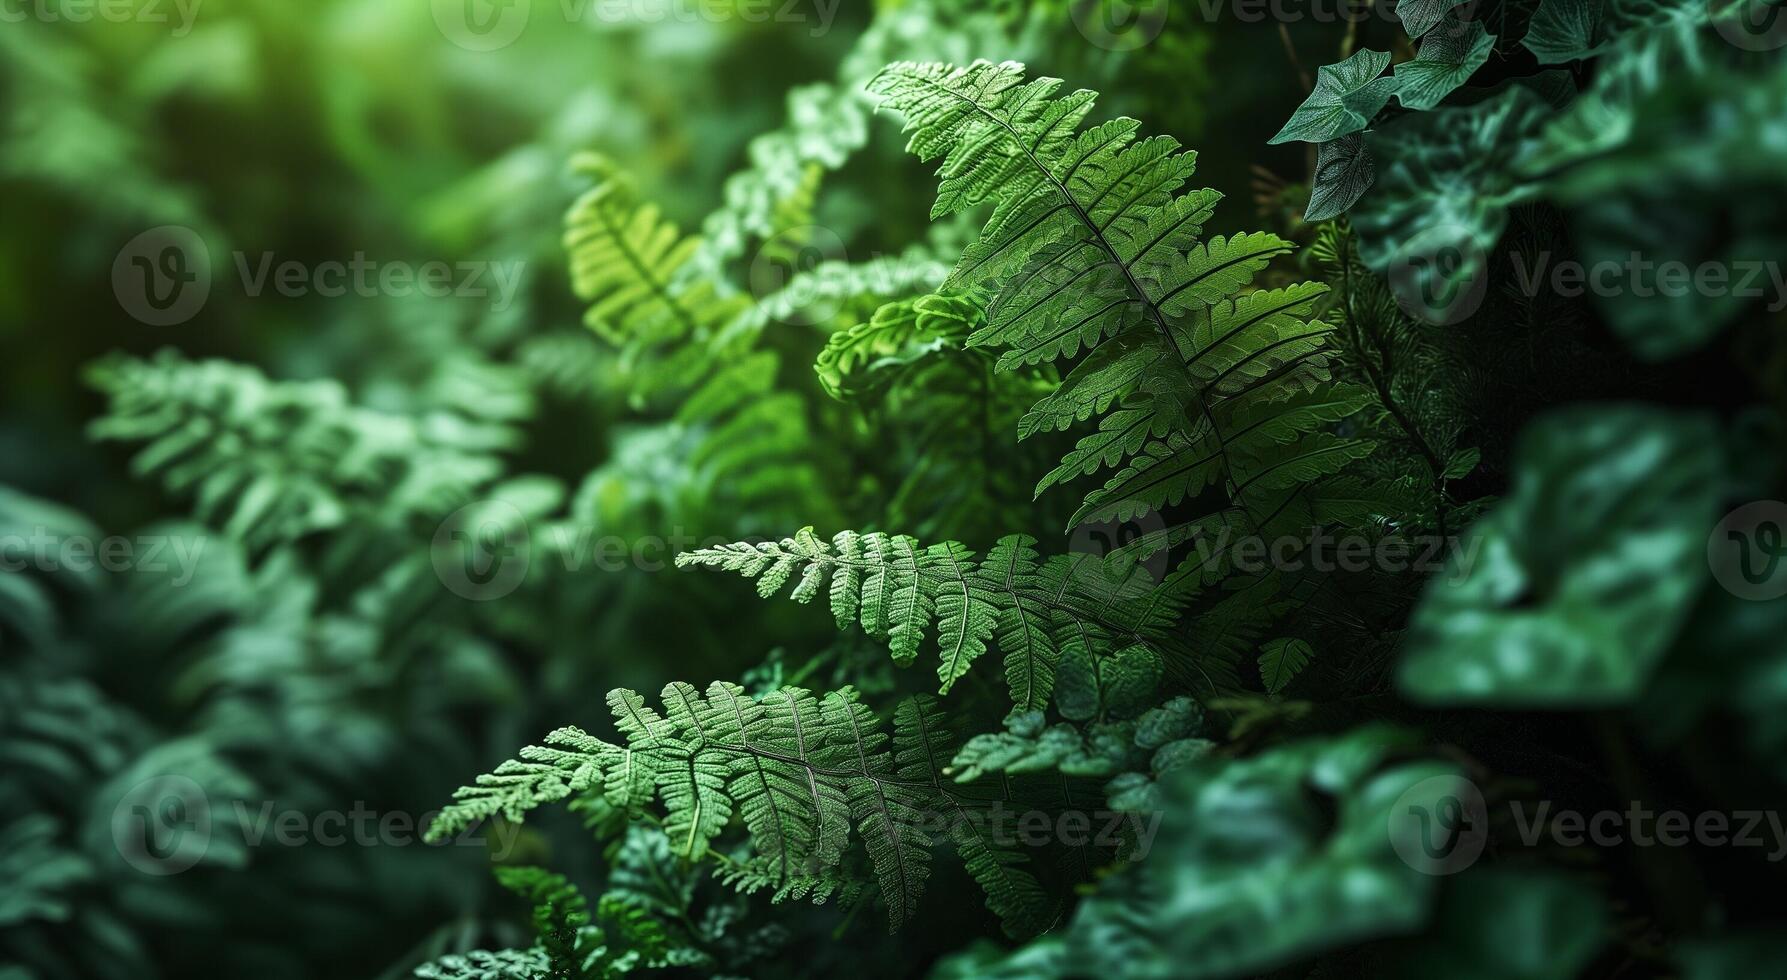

11,2,1787,977
1400,405,1722,704
943,727,1471,978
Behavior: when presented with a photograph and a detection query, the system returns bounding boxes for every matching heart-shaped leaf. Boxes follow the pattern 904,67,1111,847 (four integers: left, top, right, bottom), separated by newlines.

1399,405,1722,706
1304,133,1376,222
1271,49,1401,144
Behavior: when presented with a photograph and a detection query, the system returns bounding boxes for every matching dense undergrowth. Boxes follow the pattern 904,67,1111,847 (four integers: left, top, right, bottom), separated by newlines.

5,1,1787,977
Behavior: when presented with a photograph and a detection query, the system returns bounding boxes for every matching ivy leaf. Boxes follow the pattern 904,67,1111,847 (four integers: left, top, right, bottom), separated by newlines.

1304,133,1375,222
1394,18,1497,111
1569,193,1784,362
1269,49,1401,144
1258,638,1313,694
1522,0,1706,64
1399,405,1722,706
1378,869,1608,978
1052,727,1459,978
1393,0,1478,37
1356,86,1552,297
1523,0,1605,61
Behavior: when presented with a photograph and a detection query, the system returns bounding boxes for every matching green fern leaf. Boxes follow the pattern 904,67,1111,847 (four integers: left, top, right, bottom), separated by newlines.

975,535,1059,712
433,683,1052,937
925,541,998,693
1259,638,1314,694
679,529,1181,708
564,154,746,345
869,62,1372,532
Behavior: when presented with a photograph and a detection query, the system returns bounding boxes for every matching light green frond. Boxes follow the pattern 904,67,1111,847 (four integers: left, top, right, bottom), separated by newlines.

679,529,1184,709
564,154,747,346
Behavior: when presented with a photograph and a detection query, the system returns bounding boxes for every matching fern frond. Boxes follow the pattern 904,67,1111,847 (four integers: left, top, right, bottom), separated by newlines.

430,727,613,838
564,154,747,347
494,866,601,978
715,858,865,907
1258,638,1314,694
746,245,951,338
815,291,981,400
432,684,1051,935
695,82,870,278
952,697,1211,823
415,853,723,980
679,529,1184,710
953,697,1205,780
562,159,834,529
869,62,1370,534
86,351,507,550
